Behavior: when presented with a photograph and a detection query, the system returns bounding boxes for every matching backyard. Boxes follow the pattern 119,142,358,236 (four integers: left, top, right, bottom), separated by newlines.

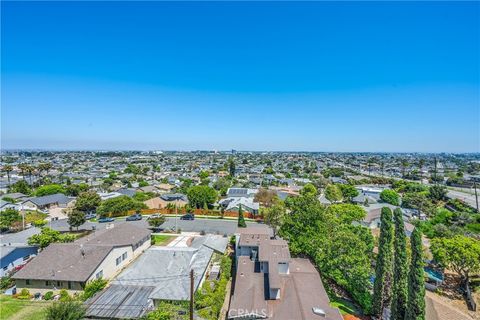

151,234,177,246
0,295,51,320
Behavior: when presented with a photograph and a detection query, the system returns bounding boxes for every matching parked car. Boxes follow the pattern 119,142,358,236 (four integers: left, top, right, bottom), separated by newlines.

126,213,142,221
147,213,163,219
180,213,195,220
98,217,115,223
85,213,96,220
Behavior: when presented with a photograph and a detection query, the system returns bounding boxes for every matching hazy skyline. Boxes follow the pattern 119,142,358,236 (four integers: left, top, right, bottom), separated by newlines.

2,2,479,152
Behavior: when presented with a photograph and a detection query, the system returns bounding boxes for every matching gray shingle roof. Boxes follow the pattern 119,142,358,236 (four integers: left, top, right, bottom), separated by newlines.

25,193,73,206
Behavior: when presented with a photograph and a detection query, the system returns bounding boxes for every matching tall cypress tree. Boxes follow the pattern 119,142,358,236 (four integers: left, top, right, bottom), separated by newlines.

238,204,246,228
391,208,408,320
405,227,426,320
372,207,394,317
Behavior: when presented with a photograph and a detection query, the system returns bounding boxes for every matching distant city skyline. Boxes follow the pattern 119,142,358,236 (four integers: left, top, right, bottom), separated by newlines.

1,2,479,152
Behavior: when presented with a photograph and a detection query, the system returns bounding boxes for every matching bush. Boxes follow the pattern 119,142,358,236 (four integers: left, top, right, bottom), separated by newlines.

0,276,13,290
32,219,47,227
45,301,86,320
379,189,400,206
17,288,31,299
81,278,108,301
44,291,54,300
59,289,71,301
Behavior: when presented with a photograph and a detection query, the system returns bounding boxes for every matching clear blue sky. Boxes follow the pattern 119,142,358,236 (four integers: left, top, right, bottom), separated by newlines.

1,1,479,152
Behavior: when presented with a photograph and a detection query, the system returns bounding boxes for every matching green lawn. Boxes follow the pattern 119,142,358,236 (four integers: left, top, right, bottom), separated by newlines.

0,295,51,320
152,234,177,246
329,296,362,316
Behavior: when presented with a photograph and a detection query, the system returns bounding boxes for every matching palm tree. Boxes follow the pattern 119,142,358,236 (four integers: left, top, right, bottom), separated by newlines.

26,165,35,185
17,163,29,181
400,159,409,178
1,165,13,186
380,161,385,177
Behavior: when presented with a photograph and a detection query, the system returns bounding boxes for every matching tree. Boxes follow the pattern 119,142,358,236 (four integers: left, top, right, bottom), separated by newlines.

380,189,400,206
400,159,410,177
68,210,86,230
338,184,359,202
45,301,85,320
263,201,286,238
148,215,166,229
405,228,425,320
428,185,447,202
1,165,13,186
430,235,480,291
228,158,236,177
186,185,217,209
391,208,408,320
325,204,366,224
300,183,317,197
35,184,66,196
28,227,75,249
238,204,246,228
280,194,373,312
372,207,394,317
325,184,343,203
74,191,101,213
8,180,32,195
254,188,278,207
213,177,231,196
0,208,21,230
65,183,89,196
97,195,147,217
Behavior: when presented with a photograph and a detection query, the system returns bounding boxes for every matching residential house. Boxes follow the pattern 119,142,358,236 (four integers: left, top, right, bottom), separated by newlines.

229,227,342,320
219,197,259,215
227,188,258,198
0,246,38,277
12,223,151,294
85,235,228,319
20,193,74,211
144,193,188,209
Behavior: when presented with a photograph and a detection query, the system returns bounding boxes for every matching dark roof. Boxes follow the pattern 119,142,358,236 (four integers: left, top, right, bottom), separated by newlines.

13,244,113,282
159,193,187,202
228,188,249,196
76,223,151,247
85,284,155,319
116,188,136,197
25,193,72,206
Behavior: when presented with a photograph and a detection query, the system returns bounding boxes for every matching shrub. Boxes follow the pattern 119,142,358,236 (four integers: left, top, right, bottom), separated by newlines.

17,288,31,299
32,219,47,227
45,301,86,320
44,291,54,300
81,278,108,301
380,189,400,206
0,276,13,290
59,289,71,301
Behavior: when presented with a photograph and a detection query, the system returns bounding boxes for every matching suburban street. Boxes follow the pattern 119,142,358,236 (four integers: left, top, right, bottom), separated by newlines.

446,190,479,211
0,216,261,246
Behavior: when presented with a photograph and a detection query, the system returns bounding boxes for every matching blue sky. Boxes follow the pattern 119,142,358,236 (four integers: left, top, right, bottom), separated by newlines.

1,1,479,152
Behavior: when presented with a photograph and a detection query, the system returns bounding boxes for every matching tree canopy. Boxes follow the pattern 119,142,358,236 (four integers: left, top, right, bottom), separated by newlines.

380,189,400,206
28,227,75,249
97,195,147,217
74,191,101,213
35,184,66,197
186,185,217,209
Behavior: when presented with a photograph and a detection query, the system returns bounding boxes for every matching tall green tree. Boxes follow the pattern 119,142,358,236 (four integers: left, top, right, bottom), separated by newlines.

325,184,343,203
263,200,286,238
405,227,425,320
1,165,13,186
372,207,394,317
74,191,101,213
67,210,86,230
228,158,236,177
186,185,217,209
431,235,480,291
237,204,246,228
391,208,408,320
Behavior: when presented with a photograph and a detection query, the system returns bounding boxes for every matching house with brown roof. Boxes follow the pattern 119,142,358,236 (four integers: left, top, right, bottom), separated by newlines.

12,223,151,294
229,227,342,320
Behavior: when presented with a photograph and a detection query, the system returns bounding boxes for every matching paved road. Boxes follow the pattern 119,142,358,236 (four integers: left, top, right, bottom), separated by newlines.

0,217,261,246
446,190,479,211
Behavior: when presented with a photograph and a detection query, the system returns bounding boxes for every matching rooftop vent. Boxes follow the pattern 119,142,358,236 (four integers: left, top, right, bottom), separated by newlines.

312,307,326,317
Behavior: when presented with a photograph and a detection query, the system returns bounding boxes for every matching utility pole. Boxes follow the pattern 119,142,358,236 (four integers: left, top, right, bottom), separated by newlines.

190,269,194,320
474,180,479,213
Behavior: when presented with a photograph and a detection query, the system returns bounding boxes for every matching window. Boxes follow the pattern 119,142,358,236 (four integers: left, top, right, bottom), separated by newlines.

122,252,127,260
26,279,30,285
45,281,51,286
57,281,62,287
23,255,30,261
96,270,103,279
116,256,122,266
68,281,72,290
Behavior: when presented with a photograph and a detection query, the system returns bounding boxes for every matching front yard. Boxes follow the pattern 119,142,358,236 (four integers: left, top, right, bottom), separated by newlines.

151,234,177,246
0,295,51,320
